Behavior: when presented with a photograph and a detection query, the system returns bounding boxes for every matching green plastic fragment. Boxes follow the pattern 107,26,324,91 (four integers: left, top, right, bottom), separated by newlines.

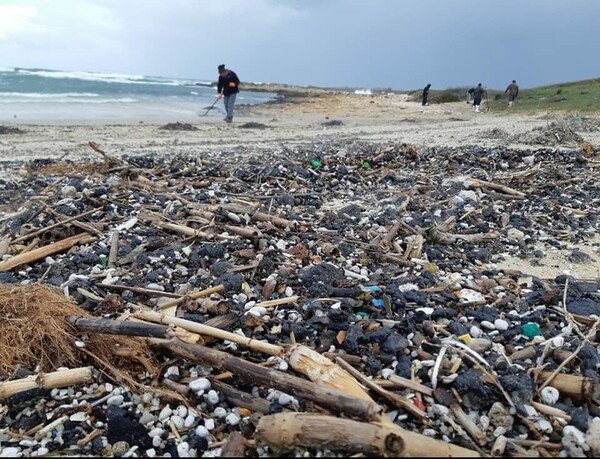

310,160,322,168
362,161,371,169
521,322,542,338
356,311,368,319
423,262,439,274
100,255,108,269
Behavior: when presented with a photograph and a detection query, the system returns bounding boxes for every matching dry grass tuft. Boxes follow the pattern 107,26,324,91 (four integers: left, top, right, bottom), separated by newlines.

0,284,155,386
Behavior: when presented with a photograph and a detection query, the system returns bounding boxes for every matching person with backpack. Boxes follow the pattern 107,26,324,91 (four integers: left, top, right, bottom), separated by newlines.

216,64,240,123
505,80,519,107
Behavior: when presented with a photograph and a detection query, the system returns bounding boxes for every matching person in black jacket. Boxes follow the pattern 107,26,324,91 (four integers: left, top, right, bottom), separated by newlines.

217,64,240,123
422,84,431,106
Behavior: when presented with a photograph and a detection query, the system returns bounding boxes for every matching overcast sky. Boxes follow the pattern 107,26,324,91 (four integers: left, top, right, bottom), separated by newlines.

1,0,598,90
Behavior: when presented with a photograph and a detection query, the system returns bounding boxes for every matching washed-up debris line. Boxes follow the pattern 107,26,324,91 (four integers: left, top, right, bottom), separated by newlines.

1,140,600,457
0,125,25,135
159,122,198,131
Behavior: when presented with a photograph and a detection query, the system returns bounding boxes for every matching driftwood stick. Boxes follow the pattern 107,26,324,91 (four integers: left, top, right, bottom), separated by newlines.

133,310,284,356
534,370,600,403
434,388,487,447
382,221,402,248
336,357,427,422
428,228,500,245
108,231,119,268
223,224,263,239
256,296,299,309
491,436,508,456
211,380,274,414
156,339,383,422
66,316,171,338
256,413,480,457
11,208,98,244
469,178,526,197
0,367,93,401
0,233,96,272
382,374,434,396
157,284,225,310
252,211,298,229
97,283,182,299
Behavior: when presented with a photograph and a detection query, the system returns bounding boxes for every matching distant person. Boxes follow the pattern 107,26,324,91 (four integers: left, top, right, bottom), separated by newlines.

216,64,240,123
422,84,431,106
467,87,475,104
472,83,486,113
505,80,519,107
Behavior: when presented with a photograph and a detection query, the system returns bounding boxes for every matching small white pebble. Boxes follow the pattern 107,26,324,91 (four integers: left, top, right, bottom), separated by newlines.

158,406,172,421
188,378,211,392
148,427,164,438
494,319,509,331
152,436,162,448
176,405,188,418
170,415,185,430
74,340,85,348
177,442,190,458
278,360,289,371
206,390,219,405
480,320,495,330
551,336,565,347
213,407,227,418
204,418,215,430
107,395,124,406
184,414,196,428
146,449,156,458
470,326,483,338
195,425,209,438
541,386,560,405
381,368,394,379
278,393,292,406
105,383,114,392
225,413,240,426
536,419,553,433
285,287,293,297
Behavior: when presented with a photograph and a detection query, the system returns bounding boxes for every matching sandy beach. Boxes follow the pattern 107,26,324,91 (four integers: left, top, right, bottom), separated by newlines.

2,87,600,281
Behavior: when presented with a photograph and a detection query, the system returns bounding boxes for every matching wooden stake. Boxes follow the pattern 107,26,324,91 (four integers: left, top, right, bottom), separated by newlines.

10,208,99,244
0,233,96,272
252,211,298,229
0,367,93,401
108,231,119,268
256,413,480,457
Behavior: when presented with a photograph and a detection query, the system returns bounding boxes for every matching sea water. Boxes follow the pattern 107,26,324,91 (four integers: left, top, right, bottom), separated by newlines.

0,67,274,122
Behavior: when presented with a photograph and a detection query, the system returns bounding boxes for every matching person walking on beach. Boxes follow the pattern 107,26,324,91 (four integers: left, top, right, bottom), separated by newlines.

422,84,431,106
471,83,486,113
505,80,519,107
216,64,240,123
467,87,475,104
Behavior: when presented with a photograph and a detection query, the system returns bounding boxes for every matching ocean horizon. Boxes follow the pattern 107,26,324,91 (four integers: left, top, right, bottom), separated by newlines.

0,67,275,123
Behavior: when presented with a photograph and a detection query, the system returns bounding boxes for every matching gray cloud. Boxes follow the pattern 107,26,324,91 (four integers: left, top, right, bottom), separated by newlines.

1,0,598,89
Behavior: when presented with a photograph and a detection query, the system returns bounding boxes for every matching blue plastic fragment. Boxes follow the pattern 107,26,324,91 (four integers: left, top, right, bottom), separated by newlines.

371,299,385,308
363,285,382,293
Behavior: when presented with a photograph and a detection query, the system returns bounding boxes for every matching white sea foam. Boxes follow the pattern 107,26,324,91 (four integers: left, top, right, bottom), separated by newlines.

0,92,100,98
0,67,15,72
15,68,183,86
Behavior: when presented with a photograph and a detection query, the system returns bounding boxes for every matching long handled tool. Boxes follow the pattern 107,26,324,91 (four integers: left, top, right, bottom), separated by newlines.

202,97,220,116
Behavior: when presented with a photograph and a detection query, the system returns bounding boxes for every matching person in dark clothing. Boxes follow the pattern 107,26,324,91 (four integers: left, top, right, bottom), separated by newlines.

422,84,431,106
471,83,486,113
505,80,519,107
467,87,475,104
216,64,240,123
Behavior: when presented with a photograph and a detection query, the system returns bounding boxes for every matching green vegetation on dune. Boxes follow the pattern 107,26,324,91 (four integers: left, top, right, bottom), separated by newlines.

406,79,600,113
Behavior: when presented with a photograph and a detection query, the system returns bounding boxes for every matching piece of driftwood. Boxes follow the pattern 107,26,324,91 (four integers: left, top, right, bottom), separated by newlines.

220,432,246,457
336,357,427,422
0,233,96,272
433,388,487,447
534,370,600,403
98,283,182,299
381,221,402,248
0,367,93,401
255,413,480,457
108,231,119,268
133,310,284,356
491,435,508,456
66,316,171,339
157,284,225,310
428,228,500,245
211,380,274,414
403,234,424,260
11,208,98,244
252,211,298,229
385,375,434,396
469,178,526,197
223,224,263,239
155,338,383,421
